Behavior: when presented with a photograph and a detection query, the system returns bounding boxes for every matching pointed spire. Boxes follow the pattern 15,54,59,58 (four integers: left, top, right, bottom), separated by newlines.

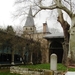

25,6,34,27
28,6,32,16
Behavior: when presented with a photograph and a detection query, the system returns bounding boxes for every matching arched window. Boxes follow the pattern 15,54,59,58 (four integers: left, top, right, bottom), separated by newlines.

26,28,27,30
30,28,32,30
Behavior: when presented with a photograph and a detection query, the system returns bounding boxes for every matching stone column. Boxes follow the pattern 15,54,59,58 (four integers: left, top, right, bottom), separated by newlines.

22,49,25,64
11,50,14,65
30,52,33,64
46,48,49,63
46,41,50,63
48,42,51,63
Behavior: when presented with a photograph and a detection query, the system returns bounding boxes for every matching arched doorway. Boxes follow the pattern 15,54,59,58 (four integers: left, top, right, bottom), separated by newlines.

49,41,63,63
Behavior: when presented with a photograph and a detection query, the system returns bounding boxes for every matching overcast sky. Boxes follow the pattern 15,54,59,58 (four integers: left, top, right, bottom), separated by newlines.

0,0,69,32
0,0,16,28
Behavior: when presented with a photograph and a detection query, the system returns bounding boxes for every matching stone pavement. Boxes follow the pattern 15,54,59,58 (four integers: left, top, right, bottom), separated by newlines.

65,71,75,75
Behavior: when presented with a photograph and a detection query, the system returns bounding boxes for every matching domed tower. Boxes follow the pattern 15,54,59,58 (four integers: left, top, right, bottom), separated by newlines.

23,7,36,34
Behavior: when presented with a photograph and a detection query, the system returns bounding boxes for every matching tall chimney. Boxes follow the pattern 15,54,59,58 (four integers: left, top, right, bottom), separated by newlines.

43,23,47,33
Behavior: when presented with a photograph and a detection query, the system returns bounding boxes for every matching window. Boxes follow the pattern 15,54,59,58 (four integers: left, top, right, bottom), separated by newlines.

26,28,27,30
30,28,32,30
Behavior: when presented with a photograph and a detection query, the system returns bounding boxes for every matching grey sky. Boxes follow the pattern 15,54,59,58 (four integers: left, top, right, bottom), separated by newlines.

0,0,72,32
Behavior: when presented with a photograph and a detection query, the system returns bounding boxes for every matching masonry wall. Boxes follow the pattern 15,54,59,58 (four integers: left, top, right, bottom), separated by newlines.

23,32,50,63
10,66,62,75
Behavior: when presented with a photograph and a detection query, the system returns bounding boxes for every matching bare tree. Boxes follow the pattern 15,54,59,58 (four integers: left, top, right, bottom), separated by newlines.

15,0,75,65
55,0,70,65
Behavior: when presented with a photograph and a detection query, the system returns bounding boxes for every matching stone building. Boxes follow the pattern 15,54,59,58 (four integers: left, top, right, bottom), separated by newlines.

23,7,64,63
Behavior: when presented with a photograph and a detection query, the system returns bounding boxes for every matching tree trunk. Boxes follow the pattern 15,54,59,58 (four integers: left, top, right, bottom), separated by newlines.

57,9,70,65
68,17,75,65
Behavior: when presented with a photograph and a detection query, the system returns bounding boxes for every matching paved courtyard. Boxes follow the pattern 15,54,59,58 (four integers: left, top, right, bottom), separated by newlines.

65,71,75,75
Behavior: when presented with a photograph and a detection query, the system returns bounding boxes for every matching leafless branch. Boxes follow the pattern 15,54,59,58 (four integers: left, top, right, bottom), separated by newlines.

38,0,73,18
64,0,70,4
15,0,26,4
14,0,75,20
39,4,57,10
70,0,72,12
38,0,42,6
33,9,41,17
64,0,72,11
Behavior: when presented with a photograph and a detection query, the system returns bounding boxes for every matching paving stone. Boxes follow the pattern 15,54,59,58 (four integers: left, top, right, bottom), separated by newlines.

65,72,75,75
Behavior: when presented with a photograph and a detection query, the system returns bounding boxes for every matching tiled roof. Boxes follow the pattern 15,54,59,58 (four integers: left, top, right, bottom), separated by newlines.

43,33,64,39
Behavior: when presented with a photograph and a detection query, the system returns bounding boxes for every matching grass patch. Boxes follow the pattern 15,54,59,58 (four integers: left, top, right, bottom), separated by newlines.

0,63,75,75
19,63,75,72
57,64,67,71
68,68,75,71
0,72,20,75
19,64,50,69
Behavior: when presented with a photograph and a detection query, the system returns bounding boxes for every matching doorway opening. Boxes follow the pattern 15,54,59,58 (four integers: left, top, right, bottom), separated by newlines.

49,41,63,63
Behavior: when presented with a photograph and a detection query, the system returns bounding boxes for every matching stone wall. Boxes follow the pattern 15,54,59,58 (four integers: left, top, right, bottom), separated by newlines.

33,33,49,63
10,66,62,75
10,66,44,75
23,32,50,63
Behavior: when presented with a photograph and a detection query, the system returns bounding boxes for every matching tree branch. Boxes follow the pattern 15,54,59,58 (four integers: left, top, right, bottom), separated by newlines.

57,4,72,18
39,4,57,10
15,0,25,4
33,9,41,17
38,0,73,18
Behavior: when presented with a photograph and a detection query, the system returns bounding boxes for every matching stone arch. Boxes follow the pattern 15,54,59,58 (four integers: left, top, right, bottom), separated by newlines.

49,41,63,63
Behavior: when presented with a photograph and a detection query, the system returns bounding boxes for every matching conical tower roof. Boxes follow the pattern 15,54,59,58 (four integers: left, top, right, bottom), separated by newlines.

25,7,34,27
